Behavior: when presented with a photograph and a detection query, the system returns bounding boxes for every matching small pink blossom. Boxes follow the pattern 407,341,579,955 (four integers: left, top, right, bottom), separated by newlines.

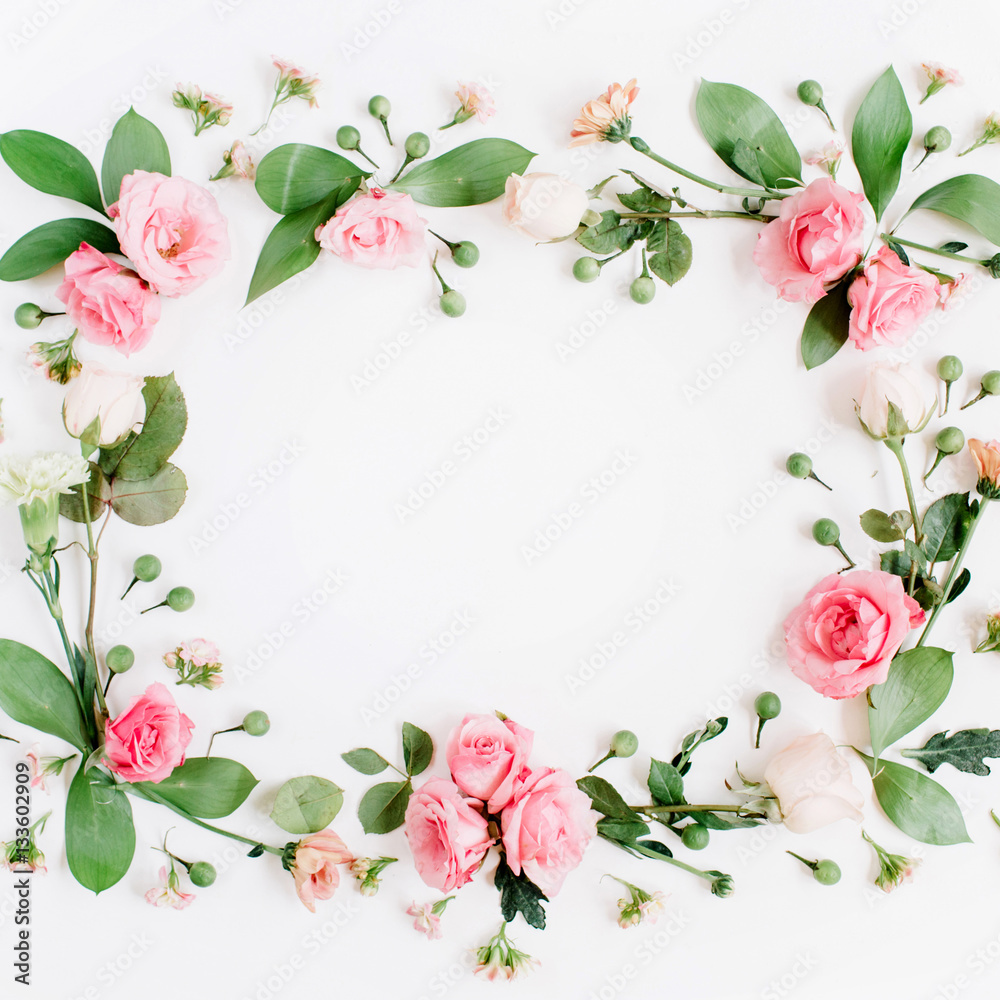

921,63,962,104
179,639,219,667
804,140,845,177
145,866,195,909
455,82,495,123
937,273,971,310
407,902,443,939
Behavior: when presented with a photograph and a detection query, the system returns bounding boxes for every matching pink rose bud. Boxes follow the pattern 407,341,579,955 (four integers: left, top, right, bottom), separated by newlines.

62,362,145,448
315,189,427,269
103,683,194,783
445,713,534,813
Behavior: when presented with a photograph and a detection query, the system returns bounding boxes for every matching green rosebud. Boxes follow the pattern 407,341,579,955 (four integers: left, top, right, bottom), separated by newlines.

796,80,834,129
681,824,709,851
188,861,217,887
242,710,270,736
451,242,479,268
106,645,135,673
368,95,392,144
785,452,831,490
610,730,638,758
440,290,466,318
573,257,601,283
753,691,781,748
812,518,855,569
15,303,45,329
925,426,965,483
629,275,655,304
961,370,1000,410
404,131,430,159
336,125,361,150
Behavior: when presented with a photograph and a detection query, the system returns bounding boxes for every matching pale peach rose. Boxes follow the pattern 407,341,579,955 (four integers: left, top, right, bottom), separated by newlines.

502,173,589,241
62,363,145,447
290,830,353,912
570,79,639,146
969,439,1000,496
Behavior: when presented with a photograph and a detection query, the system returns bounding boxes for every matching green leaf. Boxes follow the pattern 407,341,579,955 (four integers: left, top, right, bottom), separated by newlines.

647,758,685,806
69,645,98,746
402,722,433,777
631,839,674,861
66,767,135,893
946,567,971,604
695,80,802,189
136,757,258,818
59,462,110,523
358,779,412,834
270,775,344,834
101,108,170,206
857,752,971,845
904,539,928,574
0,218,119,281
0,640,88,750
245,180,358,305
0,130,105,214
939,241,969,254
494,856,548,929
617,187,672,213
596,817,651,842
860,508,905,543
800,280,851,369
906,175,1000,246
107,463,188,525
392,138,535,207
99,373,187,482
255,144,365,215
576,775,644,821
851,66,911,221
688,810,762,830
577,210,638,254
880,549,912,578
921,492,972,563
869,646,954,759
647,220,692,285
902,729,1000,776
341,748,390,775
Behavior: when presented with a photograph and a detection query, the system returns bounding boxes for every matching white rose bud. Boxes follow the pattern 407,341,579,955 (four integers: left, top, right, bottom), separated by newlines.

501,172,589,241
63,363,145,448
856,362,932,440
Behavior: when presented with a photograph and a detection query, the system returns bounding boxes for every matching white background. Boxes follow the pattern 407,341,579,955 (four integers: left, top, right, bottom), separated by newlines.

2,1,1000,998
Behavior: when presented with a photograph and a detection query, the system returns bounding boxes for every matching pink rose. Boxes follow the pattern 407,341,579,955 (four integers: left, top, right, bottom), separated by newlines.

501,767,598,897
289,830,352,912
56,243,161,356
404,777,493,892
315,189,427,269
109,171,230,297
784,570,926,699
446,714,534,813
847,246,940,350
752,177,865,304
103,682,194,783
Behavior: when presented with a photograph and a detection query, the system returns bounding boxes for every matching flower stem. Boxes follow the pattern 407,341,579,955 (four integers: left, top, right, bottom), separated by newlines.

885,439,924,546
879,233,985,267
617,210,773,222
631,803,755,815
79,494,109,720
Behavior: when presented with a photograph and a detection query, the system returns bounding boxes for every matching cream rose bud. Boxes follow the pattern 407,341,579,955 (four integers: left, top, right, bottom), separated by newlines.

502,172,589,241
63,362,145,447
856,362,932,440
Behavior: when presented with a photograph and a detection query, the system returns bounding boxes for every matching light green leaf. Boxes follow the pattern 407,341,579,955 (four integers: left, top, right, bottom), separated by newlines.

0,218,119,281
0,130,105,214
358,779,412,834
255,144,365,215
576,210,639,254
860,508,905,543
647,220,692,285
136,757,258,818
647,758,685,806
392,138,536,206
402,722,433,777
801,280,851,370
108,463,187,525
270,775,344,834
341,748,390,775
869,646,954,759
101,108,170,206
851,66,911,221
905,174,1000,247
695,80,802,189
66,767,135,893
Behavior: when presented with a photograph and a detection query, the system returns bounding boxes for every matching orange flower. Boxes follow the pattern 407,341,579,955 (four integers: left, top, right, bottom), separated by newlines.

570,79,639,147
969,438,1000,498
288,830,353,912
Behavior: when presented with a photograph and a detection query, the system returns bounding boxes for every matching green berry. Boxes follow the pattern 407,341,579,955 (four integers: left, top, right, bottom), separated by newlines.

188,862,217,888
681,824,710,851
368,95,391,119
14,303,44,329
937,355,963,383
336,125,361,150
812,518,840,547
936,426,965,454
629,275,656,304
166,586,195,612
754,692,781,721
610,730,638,758
451,242,480,268
440,290,466,318
573,257,601,282
797,80,824,106
242,710,270,737
106,645,135,673
924,126,952,152
983,371,1000,396
404,132,430,159
133,554,161,582
785,453,813,479
813,859,841,885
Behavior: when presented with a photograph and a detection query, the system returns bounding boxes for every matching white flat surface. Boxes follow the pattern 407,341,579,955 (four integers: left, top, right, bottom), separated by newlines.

2,1,1000,998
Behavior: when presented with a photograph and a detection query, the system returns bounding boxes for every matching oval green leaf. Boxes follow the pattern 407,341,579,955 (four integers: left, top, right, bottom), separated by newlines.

255,144,365,215
66,767,135,893
0,218,119,281
800,280,851,369
101,108,170,206
358,779,412,834
402,721,433,777
108,462,187,525
392,139,536,206
647,220,692,285
341,748,390,775
270,775,344,834
694,80,802,190
648,758,685,806
0,130,105,214
136,757,258,818
905,174,1000,247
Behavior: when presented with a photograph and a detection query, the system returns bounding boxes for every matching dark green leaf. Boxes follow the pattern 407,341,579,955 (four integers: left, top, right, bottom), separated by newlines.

494,857,547,929
631,839,674,861
695,80,802,189
99,373,187,482
945,568,971,604
884,238,910,266
869,646,954,759
137,757,258,818
801,280,851,369
922,492,973,563
851,67,911,221
108,463,187,525
70,645,98,746
647,220,692,285
904,539,928,574
648,758,685,806
730,138,767,185
255,144,365,215
860,508,905,543
0,130,105,214
402,722,433,777
101,108,170,206
617,187,672,213
66,767,135,893
857,751,971,845
341,748,390,775
358,779,411,834
689,810,763,830
0,218,119,281
59,463,110,523
0,640,88,750
902,728,1000,776
596,817,651,842
907,175,1000,246
577,210,639,254
939,241,968,253
392,138,535,206
881,549,912,578
270,775,344,833
576,775,644,821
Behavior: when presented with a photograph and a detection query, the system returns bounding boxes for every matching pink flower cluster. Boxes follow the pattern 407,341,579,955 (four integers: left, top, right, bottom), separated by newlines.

404,714,598,897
